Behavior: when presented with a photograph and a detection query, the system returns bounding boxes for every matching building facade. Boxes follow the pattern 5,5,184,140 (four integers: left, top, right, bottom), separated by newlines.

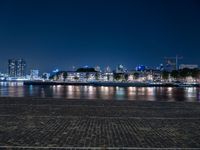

30,70,39,80
164,58,177,72
179,64,198,70
8,59,26,77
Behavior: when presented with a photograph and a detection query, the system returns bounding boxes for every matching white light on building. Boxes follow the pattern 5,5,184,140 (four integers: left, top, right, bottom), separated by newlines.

30,70,39,80
179,64,198,70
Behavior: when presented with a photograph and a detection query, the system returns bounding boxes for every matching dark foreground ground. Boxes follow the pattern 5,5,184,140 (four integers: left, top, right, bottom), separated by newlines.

0,97,200,149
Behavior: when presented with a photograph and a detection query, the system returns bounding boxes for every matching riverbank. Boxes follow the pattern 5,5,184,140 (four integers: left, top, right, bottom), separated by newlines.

0,97,200,149
24,81,200,87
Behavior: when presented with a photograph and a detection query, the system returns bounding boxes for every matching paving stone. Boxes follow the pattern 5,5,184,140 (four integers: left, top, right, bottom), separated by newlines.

0,97,200,149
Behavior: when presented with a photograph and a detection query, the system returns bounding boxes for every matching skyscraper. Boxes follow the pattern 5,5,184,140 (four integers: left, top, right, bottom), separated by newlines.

8,59,26,77
8,59,16,77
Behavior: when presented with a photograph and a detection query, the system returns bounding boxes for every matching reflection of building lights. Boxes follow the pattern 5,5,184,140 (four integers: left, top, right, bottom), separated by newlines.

128,87,133,91
29,85,33,93
128,87,136,92
88,86,93,92
87,86,96,99
168,87,172,92
167,87,173,98
109,87,114,93
116,87,125,96
104,87,109,92
147,87,154,95
101,86,110,95
83,86,88,91
186,87,196,99
75,86,80,91
67,85,75,99
167,87,173,96
141,87,145,92
188,88,193,93
68,85,73,91
128,87,136,97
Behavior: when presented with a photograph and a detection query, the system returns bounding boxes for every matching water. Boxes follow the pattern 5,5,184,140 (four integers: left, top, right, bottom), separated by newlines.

0,82,200,102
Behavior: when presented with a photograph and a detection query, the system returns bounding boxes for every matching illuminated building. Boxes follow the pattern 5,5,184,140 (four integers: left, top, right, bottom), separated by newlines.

30,70,39,80
8,59,26,77
8,59,15,77
95,66,101,72
105,66,112,73
136,65,146,71
179,64,198,70
116,64,126,73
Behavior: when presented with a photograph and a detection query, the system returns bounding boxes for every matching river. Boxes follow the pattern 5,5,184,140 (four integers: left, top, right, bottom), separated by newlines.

0,82,199,102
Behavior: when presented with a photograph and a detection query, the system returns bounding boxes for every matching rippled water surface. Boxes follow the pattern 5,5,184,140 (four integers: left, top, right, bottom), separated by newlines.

0,82,200,102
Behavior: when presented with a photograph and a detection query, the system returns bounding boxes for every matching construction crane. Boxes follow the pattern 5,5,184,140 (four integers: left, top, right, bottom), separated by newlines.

164,55,183,70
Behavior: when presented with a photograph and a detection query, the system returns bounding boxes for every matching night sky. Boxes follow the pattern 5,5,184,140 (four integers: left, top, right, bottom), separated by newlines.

0,0,200,73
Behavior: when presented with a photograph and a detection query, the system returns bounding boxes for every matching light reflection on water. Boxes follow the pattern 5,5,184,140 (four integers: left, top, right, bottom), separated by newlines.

0,82,200,102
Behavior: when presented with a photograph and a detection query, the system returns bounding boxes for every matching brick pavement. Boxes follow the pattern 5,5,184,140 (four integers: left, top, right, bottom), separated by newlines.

0,97,200,149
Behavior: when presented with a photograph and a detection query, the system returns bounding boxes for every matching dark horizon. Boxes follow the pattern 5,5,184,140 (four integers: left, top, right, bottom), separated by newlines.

0,0,200,73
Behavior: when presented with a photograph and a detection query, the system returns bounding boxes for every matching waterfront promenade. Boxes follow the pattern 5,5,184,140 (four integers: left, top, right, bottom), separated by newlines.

0,97,200,149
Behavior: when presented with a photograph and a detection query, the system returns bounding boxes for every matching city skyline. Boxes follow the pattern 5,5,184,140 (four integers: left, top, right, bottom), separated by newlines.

0,55,199,74
0,0,200,72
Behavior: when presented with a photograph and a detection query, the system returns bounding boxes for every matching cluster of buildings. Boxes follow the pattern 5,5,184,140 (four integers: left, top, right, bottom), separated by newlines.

50,63,199,84
8,59,26,78
53,66,162,83
0,57,199,83
0,59,50,81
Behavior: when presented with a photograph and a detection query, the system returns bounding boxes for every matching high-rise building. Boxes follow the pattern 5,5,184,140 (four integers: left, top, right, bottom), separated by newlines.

8,59,16,77
16,59,26,77
8,59,26,77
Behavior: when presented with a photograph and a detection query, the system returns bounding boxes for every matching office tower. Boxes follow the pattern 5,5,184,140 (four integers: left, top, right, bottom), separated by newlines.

8,59,26,77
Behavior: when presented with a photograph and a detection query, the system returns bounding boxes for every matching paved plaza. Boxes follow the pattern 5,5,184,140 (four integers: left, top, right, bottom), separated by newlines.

0,97,200,149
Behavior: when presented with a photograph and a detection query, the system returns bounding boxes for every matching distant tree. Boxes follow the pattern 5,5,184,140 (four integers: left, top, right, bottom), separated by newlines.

63,72,68,81
86,72,90,80
171,70,179,79
42,74,47,80
107,74,111,81
114,73,124,81
49,72,59,81
49,74,54,80
179,68,190,79
191,69,199,79
133,72,139,79
49,71,66,81
95,72,100,80
124,74,129,81
76,68,97,72
162,71,169,80
74,76,79,81
55,73,60,81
